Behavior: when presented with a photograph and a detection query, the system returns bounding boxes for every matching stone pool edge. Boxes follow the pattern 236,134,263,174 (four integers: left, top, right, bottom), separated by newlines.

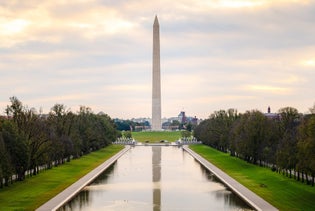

183,145,278,211
36,145,131,211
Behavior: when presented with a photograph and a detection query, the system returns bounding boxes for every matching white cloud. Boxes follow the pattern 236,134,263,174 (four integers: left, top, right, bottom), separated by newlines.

301,59,315,67
0,19,30,35
1,0,315,119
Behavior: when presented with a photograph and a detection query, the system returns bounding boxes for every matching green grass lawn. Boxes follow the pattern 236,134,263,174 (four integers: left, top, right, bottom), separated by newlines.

190,144,315,211
132,131,181,142
3,131,313,211
0,145,124,211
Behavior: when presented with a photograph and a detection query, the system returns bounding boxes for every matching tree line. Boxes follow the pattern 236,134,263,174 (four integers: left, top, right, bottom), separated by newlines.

194,106,315,186
114,119,150,131
0,97,119,188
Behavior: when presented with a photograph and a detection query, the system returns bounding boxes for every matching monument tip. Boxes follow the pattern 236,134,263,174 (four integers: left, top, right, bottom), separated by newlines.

154,15,159,25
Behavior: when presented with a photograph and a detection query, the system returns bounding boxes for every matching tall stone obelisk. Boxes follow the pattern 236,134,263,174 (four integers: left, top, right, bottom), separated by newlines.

152,15,161,130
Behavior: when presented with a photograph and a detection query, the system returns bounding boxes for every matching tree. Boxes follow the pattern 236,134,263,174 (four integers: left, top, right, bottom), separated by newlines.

0,132,12,187
276,107,300,177
0,119,28,181
123,131,132,139
1,97,119,187
194,118,212,146
97,113,118,146
188,104,314,185
48,104,75,163
181,130,191,138
297,115,315,185
261,118,280,167
74,106,118,154
194,109,238,152
212,109,238,152
5,97,51,176
231,110,272,164
115,120,131,131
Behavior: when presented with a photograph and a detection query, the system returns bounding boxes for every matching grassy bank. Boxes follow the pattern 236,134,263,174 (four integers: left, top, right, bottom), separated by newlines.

132,131,181,142
0,145,124,211
190,144,315,211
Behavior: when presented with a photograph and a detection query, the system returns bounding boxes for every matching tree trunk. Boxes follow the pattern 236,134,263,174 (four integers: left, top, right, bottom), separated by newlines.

4,177,8,186
297,171,300,181
306,172,310,185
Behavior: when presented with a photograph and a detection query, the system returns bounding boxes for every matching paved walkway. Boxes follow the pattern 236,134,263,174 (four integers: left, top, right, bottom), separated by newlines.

36,146,130,211
183,146,278,211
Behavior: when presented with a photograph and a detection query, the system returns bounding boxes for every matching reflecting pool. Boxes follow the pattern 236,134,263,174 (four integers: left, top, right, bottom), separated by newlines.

60,146,253,211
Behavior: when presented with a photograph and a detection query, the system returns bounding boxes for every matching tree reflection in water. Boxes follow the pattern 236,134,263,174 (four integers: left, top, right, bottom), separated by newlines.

59,147,253,211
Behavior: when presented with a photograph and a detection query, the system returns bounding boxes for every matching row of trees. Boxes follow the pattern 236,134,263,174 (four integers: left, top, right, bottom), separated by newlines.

194,106,315,186
0,97,118,188
114,119,150,131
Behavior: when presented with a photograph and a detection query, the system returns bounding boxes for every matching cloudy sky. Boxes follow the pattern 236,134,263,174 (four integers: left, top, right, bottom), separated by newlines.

1,0,314,119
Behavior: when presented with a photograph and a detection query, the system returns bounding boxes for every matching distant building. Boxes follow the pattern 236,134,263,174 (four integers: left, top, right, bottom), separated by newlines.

264,106,280,120
116,111,199,131
190,116,198,125
178,111,187,124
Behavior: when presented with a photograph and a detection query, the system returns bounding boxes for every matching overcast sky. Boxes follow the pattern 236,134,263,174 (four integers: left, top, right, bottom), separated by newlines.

1,0,314,119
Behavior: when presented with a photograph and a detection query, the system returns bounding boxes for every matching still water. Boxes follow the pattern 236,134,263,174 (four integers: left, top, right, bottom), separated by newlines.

60,146,253,211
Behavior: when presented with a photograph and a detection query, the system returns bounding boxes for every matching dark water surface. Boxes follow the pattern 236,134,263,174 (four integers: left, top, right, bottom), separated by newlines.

60,146,253,211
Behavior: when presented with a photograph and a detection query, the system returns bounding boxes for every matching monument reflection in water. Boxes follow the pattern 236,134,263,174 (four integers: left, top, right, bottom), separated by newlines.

60,146,253,211
152,146,161,211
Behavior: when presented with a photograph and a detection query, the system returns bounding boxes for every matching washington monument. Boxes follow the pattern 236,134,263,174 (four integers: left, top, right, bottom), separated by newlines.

152,15,161,130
